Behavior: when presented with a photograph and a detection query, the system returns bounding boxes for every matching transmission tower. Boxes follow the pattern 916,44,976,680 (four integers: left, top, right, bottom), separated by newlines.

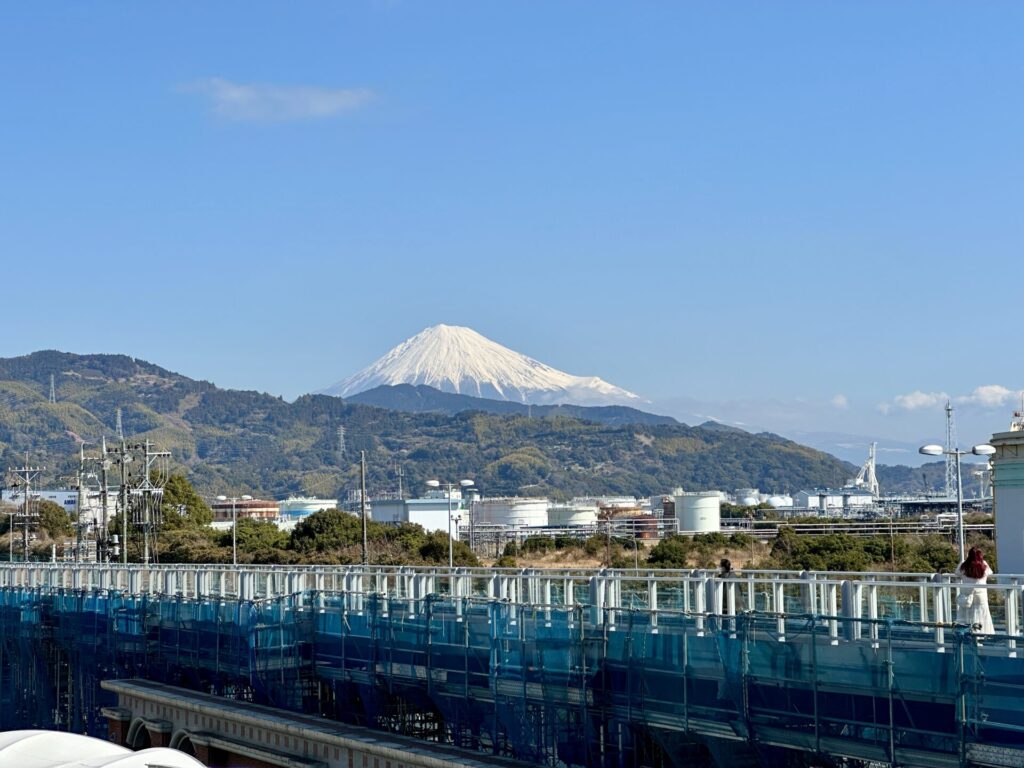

944,400,957,499
48,374,56,404
8,456,44,561
115,409,124,440
337,425,346,463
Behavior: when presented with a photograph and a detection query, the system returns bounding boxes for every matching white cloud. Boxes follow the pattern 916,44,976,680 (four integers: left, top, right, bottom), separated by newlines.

956,385,1022,409
831,394,848,409
879,390,949,414
181,78,373,122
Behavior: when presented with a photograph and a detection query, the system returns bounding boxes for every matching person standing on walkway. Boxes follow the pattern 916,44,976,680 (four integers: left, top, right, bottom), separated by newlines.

957,546,995,634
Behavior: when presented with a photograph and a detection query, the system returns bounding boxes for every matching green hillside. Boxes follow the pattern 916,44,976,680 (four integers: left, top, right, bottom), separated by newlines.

0,351,857,500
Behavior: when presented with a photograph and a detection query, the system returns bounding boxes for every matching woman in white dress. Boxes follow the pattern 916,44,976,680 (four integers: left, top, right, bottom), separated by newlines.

956,546,995,634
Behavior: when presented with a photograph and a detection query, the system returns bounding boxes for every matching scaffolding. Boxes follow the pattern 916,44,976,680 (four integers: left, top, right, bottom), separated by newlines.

0,570,1019,767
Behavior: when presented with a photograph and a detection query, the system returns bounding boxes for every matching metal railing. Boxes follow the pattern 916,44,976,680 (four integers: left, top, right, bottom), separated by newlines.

0,562,1019,650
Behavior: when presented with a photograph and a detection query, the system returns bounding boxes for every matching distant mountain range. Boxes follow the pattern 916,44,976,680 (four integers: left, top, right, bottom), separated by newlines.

322,324,643,407
0,351,867,499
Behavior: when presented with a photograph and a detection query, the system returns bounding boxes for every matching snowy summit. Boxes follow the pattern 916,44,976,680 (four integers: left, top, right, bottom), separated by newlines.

322,324,643,407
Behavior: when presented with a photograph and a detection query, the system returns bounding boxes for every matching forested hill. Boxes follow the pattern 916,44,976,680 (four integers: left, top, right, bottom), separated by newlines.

347,383,678,425
0,351,857,499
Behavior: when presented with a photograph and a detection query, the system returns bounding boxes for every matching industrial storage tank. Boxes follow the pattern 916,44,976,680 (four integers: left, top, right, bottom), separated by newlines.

767,495,793,508
547,501,599,527
475,497,549,527
278,496,337,521
675,492,721,533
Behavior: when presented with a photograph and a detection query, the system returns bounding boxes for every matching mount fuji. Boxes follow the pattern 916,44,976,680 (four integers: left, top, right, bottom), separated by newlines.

321,324,644,407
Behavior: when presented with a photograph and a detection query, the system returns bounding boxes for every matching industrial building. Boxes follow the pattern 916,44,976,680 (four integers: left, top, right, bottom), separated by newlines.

209,498,279,523
370,489,472,538
792,488,875,513
0,488,77,512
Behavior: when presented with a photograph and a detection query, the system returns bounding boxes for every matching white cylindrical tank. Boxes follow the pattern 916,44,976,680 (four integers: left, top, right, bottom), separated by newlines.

675,492,721,533
767,495,793,508
547,502,599,526
475,497,549,527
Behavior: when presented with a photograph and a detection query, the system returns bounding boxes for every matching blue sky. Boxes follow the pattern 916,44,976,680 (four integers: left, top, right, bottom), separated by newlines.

1,3,1020,463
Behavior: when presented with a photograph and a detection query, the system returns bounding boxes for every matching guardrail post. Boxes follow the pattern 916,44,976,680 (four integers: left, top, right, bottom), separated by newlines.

694,574,708,635
841,580,862,641
774,581,786,640
867,581,879,646
589,575,604,625
542,577,552,625
931,575,947,652
800,571,817,614
649,577,658,632
826,582,839,641
607,573,618,630
1005,579,1020,656
919,582,930,628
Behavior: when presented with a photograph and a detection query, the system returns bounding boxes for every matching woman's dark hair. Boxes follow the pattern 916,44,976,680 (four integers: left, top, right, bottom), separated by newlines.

719,558,732,573
960,546,988,579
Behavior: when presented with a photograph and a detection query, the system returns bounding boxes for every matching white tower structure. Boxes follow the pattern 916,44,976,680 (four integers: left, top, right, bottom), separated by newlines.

852,442,880,497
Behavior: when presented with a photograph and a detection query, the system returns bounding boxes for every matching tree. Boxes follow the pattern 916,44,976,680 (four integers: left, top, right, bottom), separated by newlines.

290,509,361,555
417,531,479,567
647,535,692,568
161,475,213,529
228,518,289,554
37,500,73,539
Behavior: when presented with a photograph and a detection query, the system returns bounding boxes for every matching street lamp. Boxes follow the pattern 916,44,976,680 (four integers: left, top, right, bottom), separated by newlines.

216,494,252,567
919,443,995,563
427,478,474,568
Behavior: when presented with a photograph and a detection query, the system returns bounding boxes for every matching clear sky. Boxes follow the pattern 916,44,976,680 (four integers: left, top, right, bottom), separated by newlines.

1,3,1020,463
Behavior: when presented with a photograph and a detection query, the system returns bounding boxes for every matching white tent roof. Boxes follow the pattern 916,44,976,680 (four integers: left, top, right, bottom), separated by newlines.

0,730,205,768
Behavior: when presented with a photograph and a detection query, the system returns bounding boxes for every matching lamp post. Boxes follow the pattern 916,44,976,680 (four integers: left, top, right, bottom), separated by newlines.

919,443,995,563
426,478,474,568
216,494,252,567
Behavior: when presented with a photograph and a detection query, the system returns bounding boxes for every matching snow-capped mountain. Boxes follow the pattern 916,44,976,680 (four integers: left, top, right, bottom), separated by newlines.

321,324,644,407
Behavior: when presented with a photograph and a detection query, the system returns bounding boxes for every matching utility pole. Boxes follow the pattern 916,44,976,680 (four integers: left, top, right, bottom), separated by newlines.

119,438,129,564
9,456,44,562
99,437,109,562
136,440,170,565
360,451,368,565
76,444,86,562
